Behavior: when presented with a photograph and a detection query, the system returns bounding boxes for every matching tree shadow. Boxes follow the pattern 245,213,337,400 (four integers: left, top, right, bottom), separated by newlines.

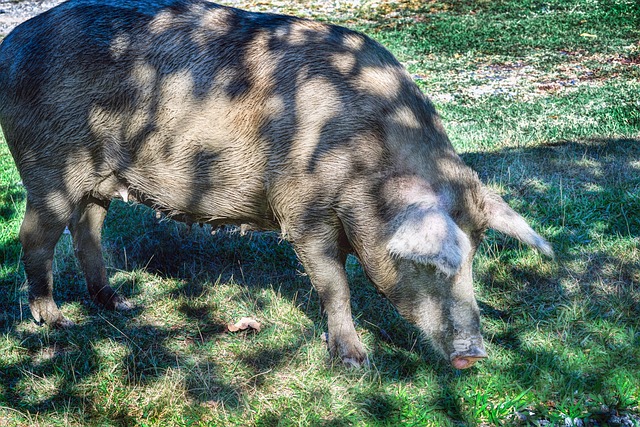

456,138,640,423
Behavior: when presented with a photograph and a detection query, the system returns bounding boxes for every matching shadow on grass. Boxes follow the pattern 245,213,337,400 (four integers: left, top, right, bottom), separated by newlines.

0,137,639,424
456,137,640,423
0,175,24,276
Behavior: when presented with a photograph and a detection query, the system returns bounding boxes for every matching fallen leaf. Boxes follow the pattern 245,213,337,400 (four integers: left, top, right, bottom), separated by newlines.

580,33,597,39
227,317,261,333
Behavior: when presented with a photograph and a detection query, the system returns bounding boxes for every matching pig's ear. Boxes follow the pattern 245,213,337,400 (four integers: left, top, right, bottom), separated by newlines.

484,189,554,258
387,205,471,276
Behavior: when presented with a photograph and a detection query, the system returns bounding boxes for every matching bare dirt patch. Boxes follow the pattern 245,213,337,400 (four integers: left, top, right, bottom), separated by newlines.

0,0,64,36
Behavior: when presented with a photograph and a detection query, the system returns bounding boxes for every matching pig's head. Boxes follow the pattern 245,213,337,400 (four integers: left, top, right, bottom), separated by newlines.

373,175,553,369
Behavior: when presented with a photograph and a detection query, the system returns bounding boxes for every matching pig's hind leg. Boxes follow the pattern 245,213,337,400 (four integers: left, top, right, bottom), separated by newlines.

68,197,131,311
20,200,73,327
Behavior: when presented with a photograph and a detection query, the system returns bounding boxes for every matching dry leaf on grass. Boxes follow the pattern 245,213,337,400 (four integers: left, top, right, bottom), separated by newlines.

226,317,261,333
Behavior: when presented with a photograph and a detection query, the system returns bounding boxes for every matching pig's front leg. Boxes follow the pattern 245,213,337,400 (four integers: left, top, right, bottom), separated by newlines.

294,230,368,368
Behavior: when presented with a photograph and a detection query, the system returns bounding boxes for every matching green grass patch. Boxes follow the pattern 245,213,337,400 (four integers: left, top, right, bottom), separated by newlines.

364,0,640,56
1,0,640,425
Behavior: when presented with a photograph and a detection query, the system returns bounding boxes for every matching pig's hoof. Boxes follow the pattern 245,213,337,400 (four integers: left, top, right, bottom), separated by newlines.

30,298,73,328
98,292,133,311
112,297,133,311
342,354,370,369
325,332,369,368
55,317,76,328
339,339,370,368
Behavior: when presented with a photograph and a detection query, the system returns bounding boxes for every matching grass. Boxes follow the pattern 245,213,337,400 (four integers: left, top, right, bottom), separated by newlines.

1,0,639,425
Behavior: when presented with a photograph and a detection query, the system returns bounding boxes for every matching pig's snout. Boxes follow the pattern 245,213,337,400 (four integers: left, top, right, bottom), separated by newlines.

451,352,487,369
450,336,487,369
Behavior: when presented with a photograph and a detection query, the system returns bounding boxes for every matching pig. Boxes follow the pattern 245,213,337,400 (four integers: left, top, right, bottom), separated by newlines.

0,0,553,369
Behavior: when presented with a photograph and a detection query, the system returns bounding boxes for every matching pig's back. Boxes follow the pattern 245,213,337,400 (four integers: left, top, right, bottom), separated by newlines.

0,0,424,231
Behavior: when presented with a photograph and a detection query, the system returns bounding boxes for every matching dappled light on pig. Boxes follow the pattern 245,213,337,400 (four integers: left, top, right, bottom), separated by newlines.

109,32,132,60
329,52,358,75
274,19,330,47
356,65,403,98
290,76,342,166
0,0,553,369
149,9,179,35
387,205,472,277
388,106,422,130
244,32,281,88
484,189,555,258
196,6,234,40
